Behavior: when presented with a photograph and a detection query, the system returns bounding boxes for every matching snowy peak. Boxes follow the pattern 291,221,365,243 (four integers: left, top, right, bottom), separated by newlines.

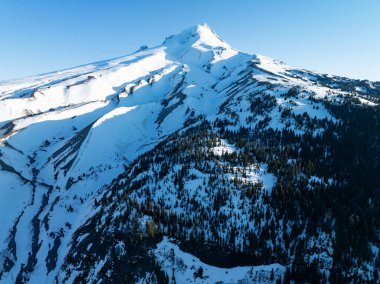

162,23,239,68
163,23,230,50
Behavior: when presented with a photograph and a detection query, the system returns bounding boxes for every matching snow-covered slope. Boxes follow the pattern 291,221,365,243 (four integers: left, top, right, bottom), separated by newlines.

151,237,285,283
0,24,379,283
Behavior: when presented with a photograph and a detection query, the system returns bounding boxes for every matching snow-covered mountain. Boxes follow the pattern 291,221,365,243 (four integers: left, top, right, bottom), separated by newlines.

1,24,380,283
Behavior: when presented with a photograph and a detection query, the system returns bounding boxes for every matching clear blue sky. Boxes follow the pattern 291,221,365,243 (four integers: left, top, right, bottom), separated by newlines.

1,0,379,81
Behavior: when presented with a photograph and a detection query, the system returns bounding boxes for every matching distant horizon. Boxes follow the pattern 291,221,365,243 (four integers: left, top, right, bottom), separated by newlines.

1,0,379,82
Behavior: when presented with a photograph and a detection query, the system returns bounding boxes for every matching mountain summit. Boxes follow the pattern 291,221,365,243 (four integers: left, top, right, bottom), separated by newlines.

0,25,379,283
163,23,228,48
